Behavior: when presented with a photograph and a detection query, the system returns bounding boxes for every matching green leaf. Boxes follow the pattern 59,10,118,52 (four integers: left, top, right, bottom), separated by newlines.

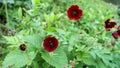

101,31,106,40
75,62,83,68
31,0,40,7
95,50,112,66
44,13,54,26
18,7,22,19
90,51,96,59
33,61,39,68
46,27,56,32
0,61,2,67
41,47,68,68
23,34,42,50
44,12,62,27
96,61,106,68
2,49,37,68
76,51,96,66
42,62,50,68
0,0,14,4
55,13,63,20
3,36,20,45
83,56,96,66
68,34,79,51
50,13,55,23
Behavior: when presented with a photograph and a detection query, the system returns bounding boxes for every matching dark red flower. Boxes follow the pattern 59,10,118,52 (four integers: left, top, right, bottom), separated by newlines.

104,19,116,31
67,5,82,20
112,31,119,40
117,30,120,36
43,36,59,52
112,25,120,40
117,25,120,30
19,44,26,51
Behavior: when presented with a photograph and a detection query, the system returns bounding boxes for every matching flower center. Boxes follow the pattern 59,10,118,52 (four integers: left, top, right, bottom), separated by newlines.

72,10,78,17
106,22,111,28
49,41,54,49
19,44,26,51
117,30,120,35
108,23,111,25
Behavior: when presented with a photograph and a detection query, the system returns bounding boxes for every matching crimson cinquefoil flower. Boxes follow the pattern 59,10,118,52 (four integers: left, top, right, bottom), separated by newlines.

112,25,120,40
67,5,82,20
43,36,59,52
104,19,116,31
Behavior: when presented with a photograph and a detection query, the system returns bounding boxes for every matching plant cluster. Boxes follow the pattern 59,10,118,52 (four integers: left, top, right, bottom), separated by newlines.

0,0,120,68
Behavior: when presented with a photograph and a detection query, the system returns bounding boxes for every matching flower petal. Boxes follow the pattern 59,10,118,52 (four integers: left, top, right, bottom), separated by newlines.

112,31,119,40
117,25,120,30
105,19,110,24
104,19,116,31
109,22,116,28
117,30,120,36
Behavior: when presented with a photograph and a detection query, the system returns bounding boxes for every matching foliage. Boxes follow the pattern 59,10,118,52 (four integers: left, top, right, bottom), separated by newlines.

0,0,120,68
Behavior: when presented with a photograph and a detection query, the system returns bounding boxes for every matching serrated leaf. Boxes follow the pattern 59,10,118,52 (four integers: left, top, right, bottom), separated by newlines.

3,36,20,45
23,34,42,50
41,47,68,68
76,51,96,65
2,49,37,68
95,50,112,66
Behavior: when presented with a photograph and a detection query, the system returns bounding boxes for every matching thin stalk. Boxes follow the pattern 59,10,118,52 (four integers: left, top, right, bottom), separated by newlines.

5,1,9,24
76,21,79,27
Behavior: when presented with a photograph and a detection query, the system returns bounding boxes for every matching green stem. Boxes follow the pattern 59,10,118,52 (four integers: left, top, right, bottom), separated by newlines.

5,1,9,24
0,4,4,12
76,20,79,28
